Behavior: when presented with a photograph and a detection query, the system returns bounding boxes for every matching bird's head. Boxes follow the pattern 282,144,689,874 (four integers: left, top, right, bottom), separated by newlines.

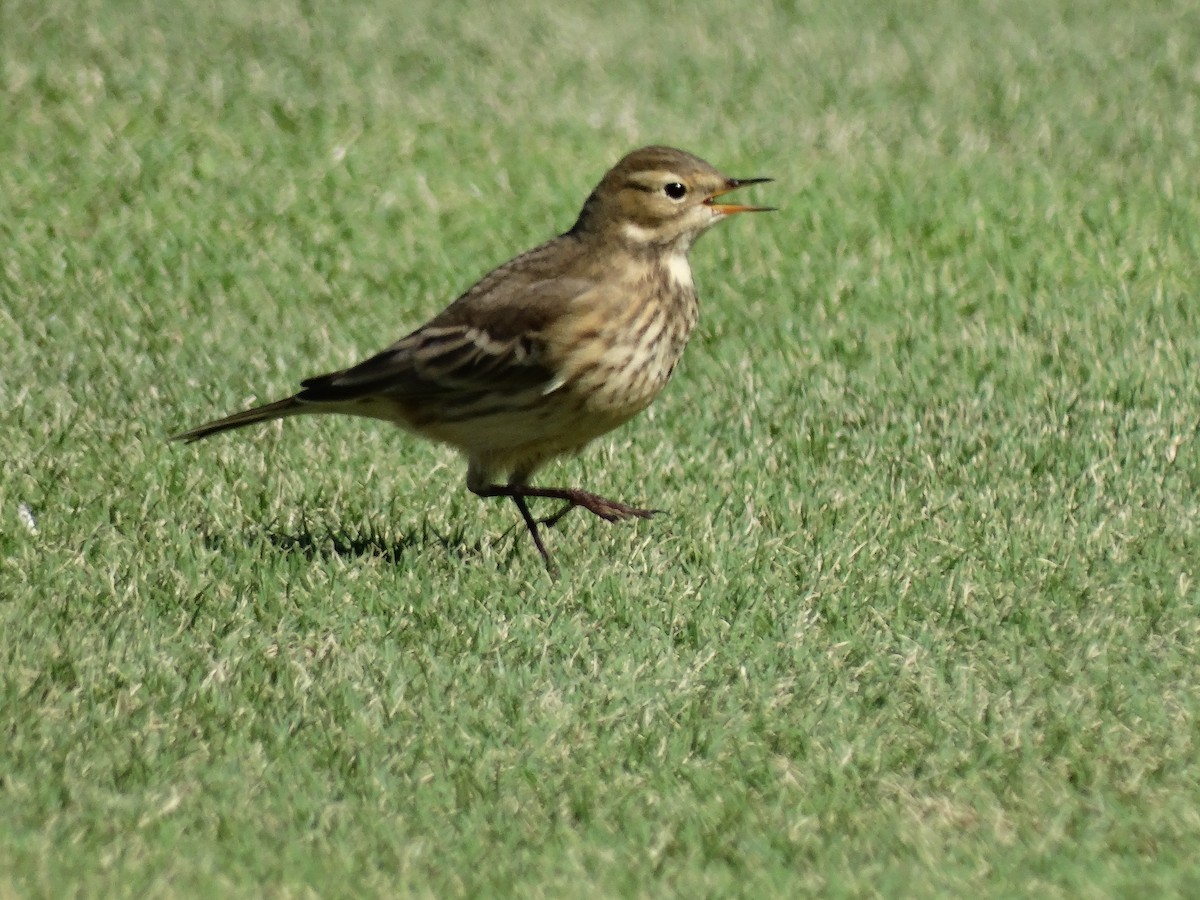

570,146,774,251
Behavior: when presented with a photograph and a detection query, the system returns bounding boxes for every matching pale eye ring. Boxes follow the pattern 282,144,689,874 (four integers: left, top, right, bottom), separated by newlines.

663,182,688,200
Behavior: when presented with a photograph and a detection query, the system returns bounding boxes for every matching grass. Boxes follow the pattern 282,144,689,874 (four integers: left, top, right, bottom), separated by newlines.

4,0,1200,895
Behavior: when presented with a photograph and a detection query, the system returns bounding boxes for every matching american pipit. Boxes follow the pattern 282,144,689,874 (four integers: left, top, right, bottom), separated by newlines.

174,146,773,570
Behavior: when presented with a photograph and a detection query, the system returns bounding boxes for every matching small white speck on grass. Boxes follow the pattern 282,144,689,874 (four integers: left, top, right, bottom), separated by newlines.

18,503,37,535
1166,434,1185,464
414,173,440,212
137,788,186,829
330,127,361,164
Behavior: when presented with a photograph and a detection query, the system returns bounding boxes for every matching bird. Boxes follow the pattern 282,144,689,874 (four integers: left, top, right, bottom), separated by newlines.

173,145,773,571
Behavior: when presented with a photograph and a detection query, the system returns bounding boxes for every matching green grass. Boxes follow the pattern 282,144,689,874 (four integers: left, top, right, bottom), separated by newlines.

4,0,1200,895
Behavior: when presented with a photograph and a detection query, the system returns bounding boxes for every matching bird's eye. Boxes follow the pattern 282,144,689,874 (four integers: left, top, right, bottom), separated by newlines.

663,182,688,200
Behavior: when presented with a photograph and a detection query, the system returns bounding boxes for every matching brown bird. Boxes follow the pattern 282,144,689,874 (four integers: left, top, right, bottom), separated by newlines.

174,146,773,570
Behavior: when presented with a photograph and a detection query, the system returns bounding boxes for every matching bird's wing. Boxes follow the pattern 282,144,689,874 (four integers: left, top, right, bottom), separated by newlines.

296,275,597,404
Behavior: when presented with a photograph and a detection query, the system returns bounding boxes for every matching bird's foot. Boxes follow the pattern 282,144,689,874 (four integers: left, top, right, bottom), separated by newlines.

473,483,663,572
557,489,661,523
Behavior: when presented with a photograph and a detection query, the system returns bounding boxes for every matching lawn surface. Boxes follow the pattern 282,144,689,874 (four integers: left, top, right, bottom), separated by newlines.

4,0,1200,895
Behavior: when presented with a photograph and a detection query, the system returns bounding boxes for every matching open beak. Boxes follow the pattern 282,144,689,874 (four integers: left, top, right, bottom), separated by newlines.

704,177,775,215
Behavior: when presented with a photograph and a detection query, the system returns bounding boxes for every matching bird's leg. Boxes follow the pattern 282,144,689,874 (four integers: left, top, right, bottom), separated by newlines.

474,484,662,523
472,484,662,571
508,494,557,575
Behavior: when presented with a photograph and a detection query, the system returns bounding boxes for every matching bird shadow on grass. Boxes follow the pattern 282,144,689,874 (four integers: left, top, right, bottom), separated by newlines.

200,519,492,566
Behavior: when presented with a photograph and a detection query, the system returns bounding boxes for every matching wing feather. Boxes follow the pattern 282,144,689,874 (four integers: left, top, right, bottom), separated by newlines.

297,266,599,405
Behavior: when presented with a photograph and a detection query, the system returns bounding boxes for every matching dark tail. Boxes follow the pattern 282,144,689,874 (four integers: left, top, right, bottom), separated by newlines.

171,397,305,443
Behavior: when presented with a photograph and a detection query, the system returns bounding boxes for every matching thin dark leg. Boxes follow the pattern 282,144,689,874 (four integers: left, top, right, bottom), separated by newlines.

510,494,556,574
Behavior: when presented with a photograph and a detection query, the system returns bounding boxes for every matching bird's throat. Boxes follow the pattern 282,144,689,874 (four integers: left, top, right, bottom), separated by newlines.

664,251,694,293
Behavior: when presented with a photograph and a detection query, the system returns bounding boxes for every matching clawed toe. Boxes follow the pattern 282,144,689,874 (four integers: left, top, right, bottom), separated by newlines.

558,489,658,523
589,501,661,522
537,502,577,529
